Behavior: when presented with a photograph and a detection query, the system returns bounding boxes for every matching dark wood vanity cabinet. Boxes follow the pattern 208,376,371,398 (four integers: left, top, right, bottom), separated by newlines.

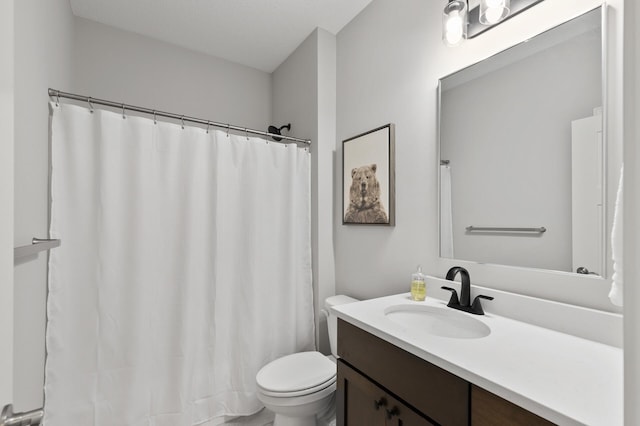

337,360,434,426
337,319,556,426
337,319,469,426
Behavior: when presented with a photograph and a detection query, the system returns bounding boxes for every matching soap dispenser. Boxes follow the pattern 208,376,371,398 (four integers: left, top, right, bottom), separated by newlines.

411,265,426,301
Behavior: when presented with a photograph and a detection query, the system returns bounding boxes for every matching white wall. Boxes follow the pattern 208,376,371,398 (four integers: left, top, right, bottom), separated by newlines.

335,0,624,312
13,0,74,411
73,18,272,130
441,29,601,272
0,0,15,407
272,28,337,353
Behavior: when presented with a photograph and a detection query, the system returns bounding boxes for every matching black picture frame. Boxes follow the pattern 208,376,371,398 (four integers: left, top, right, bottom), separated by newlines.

342,124,395,226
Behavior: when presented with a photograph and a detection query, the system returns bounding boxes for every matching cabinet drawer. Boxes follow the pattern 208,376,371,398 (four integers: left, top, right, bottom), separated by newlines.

471,385,556,426
338,319,469,426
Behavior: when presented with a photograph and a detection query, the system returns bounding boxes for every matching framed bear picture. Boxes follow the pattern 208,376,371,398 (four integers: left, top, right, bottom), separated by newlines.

342,123,395,226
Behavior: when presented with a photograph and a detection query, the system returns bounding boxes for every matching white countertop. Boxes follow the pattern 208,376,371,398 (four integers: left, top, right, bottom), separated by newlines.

332,293,623,426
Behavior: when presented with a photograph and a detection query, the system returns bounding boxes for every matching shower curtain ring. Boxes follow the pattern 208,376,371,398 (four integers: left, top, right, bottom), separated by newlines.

122,104,126,119
153,110,157,125
181,115,185,130
56,91,60,107
88,97,94,113
226,124,230,138
206,121,210,134
245,128,249,140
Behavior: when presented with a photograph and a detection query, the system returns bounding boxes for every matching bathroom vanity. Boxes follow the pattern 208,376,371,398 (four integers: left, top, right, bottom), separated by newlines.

333,284,622,426
337,319,551,425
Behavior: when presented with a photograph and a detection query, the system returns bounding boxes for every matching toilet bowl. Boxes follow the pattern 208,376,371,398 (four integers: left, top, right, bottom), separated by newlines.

255,295,358,426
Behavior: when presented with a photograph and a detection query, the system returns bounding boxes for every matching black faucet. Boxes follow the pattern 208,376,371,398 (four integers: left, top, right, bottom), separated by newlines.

441,266,494,315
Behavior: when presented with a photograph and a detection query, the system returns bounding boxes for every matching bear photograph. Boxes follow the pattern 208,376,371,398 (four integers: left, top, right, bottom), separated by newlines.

342,124,395,225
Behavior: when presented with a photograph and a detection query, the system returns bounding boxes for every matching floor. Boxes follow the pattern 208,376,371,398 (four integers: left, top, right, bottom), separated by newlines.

223,408,337,426
222,409,274,426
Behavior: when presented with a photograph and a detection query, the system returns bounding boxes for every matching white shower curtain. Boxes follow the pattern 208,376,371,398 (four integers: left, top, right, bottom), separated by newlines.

440,164,454,258
45,103,314,426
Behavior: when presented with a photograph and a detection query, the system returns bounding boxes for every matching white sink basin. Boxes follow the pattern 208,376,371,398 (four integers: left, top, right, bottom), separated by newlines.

384,304,491,339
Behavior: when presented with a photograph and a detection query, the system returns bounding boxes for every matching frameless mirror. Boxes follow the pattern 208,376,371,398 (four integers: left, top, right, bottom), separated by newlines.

439,7,609,276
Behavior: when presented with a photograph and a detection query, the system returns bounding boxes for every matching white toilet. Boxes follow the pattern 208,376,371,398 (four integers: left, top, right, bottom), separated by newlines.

255,295,358,426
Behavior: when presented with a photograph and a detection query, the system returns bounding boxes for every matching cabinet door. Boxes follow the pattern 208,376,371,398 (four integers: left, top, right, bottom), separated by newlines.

337,359,386,426
337,360,434,426
338,320,469,425
384,391,435,426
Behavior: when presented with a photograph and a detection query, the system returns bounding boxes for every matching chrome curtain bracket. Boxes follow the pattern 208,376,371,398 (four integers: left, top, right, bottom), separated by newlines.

1,404,44,426
14,238,62,260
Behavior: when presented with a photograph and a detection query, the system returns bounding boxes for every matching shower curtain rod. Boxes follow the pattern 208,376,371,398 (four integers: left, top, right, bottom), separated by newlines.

48,88,312,145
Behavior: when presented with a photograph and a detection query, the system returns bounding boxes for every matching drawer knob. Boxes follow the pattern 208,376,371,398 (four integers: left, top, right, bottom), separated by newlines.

374,398,387,410
386,407,399,419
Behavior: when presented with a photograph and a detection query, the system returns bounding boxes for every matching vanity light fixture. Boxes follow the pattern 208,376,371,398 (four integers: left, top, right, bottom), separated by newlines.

442,0,544,46
442,0,468,46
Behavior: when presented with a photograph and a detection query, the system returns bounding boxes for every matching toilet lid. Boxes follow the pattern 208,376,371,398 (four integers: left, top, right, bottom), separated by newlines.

256,351,336,394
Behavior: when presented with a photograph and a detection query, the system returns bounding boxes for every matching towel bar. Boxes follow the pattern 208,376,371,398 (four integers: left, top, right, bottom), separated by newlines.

465,226,546,233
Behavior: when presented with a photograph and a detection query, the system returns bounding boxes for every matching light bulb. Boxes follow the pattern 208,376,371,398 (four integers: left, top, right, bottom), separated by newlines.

445,11,464,45
480,0,509,25
484,6,503,24
485,0,504,8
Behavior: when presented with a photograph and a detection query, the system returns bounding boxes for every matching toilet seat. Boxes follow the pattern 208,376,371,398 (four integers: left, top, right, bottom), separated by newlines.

256,351,336,398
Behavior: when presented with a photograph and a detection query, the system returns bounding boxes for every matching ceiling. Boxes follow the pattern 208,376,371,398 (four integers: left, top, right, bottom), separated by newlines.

69,0,373,73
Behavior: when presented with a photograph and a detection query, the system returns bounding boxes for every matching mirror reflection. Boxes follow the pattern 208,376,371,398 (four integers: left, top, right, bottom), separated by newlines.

439,8,608,276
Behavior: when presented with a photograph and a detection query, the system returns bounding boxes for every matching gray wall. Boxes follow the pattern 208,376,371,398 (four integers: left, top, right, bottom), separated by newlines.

13,0,75,411
441,29,601,271
334,0,623,312
272,28,337,354
335,0,437,300
0,0,15,406
73,18,272,129
624,0,640,422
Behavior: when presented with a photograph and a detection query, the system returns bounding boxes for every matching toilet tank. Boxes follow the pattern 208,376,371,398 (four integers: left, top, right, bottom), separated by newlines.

325,295,358,358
